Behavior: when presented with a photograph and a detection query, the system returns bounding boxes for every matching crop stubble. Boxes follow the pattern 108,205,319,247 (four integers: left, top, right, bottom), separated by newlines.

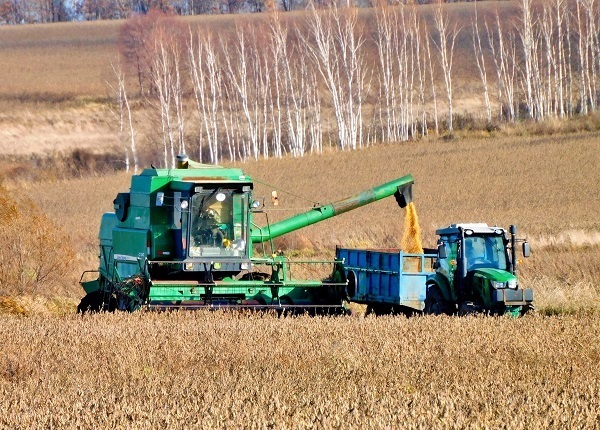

0,312,598,428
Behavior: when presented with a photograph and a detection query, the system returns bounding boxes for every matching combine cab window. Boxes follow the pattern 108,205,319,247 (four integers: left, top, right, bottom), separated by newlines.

188,189,247,258
464,236,508,271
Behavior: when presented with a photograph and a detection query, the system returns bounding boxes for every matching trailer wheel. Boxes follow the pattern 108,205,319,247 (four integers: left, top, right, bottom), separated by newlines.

365,303,393,316
458,301,481,316
424,284,448,315
345,271,357,301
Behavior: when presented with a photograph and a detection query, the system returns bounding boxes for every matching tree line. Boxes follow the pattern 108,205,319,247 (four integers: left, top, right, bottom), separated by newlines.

110,1,600,171
0,0,488,24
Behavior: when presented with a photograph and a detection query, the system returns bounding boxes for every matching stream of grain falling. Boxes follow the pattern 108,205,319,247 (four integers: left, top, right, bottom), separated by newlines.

400,203,424,272
400,202,424,253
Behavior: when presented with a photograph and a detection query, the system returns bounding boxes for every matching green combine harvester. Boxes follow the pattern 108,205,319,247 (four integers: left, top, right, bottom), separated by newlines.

78,155,414,313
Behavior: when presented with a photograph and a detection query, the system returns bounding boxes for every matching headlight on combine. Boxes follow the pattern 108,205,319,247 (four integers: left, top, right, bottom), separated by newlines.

491,281,506,289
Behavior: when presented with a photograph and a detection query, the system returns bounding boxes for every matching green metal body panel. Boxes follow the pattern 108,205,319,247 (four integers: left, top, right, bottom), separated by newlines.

473,268,517,283
98,213,118,281
147,279,333,304
81,279,100,294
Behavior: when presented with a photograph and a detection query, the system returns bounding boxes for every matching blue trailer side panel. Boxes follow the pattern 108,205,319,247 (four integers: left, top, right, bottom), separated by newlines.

337,248,436,311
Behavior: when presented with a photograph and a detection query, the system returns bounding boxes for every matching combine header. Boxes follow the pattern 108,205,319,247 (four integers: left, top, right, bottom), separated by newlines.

78,155,414,313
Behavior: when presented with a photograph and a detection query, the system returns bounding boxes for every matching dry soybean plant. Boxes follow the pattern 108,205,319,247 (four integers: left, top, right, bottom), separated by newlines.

0,311,598,428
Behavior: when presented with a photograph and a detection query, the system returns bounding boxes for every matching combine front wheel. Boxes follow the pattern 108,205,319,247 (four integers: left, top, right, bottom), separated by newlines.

77,291,116,314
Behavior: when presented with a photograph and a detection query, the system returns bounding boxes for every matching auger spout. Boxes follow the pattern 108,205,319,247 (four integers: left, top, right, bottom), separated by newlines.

250,174,414,244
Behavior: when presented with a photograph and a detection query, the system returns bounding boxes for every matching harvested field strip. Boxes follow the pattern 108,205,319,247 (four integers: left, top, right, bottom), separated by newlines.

0,312,598,428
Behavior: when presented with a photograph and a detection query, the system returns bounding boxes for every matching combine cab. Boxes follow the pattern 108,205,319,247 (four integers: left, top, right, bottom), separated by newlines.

78,155,414,313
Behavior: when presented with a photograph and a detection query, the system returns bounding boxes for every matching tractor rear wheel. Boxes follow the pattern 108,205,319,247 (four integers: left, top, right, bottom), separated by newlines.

424,284,449,315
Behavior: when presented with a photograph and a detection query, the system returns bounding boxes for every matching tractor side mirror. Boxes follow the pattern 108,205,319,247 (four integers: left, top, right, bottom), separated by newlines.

522,242,531,258
438,244,447,259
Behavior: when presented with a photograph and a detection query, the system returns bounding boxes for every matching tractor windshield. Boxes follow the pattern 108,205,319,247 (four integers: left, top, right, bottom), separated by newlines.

464,235,508,271
188,189,247,258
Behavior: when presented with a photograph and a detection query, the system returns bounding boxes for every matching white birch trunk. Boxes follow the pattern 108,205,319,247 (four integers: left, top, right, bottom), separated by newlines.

433,1,459,134
471,1,492,126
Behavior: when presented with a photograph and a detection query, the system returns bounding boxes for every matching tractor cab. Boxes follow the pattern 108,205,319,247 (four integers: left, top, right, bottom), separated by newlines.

434,223,532,315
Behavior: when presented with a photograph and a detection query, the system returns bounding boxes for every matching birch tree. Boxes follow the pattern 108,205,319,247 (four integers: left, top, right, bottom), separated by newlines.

425,24,439,135
222,25,274,161
576,0,589,114
150,36,176,168
410,5,428,137
109,61,138,173
267,13,285,158
540,2,559,118
517,0,542,119
222,28,258,160
374,2,397,142
303,2,368,150
189,31,222,164
582,0,598,112
374,2,417,142
471,1,492,126
552,0,567,117
432,0,460,135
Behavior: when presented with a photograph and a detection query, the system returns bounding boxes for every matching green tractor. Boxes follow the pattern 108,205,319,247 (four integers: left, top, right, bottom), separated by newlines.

426,223,533,316
78,155,414,313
